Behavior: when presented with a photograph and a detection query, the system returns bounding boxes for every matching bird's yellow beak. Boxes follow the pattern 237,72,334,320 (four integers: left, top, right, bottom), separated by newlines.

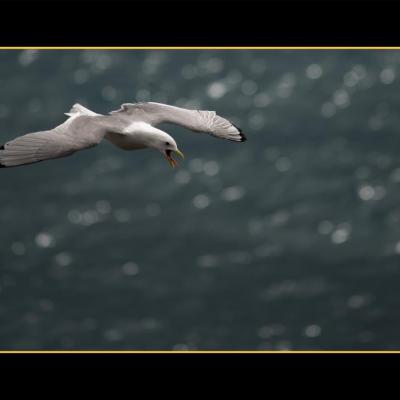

165,149,185,168
175,149,185,160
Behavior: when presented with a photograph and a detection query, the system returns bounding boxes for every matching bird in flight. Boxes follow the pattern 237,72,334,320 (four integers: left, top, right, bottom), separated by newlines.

0,102,246,169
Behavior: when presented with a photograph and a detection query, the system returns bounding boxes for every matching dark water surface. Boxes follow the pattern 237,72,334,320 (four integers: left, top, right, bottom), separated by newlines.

1,50,400,350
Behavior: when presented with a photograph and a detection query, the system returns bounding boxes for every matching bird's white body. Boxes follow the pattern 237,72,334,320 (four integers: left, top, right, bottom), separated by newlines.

105,129,148,150
0,101,246,168
105,121,175,151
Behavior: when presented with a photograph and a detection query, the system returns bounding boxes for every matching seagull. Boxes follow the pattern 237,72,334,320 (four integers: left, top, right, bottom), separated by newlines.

0,102,246,169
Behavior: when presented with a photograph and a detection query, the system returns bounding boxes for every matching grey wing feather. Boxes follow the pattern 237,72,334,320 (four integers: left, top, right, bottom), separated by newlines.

110,102,247,142
0,115,106,168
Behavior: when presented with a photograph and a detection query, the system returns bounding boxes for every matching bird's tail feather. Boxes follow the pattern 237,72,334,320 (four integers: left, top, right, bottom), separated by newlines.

65,103,100,117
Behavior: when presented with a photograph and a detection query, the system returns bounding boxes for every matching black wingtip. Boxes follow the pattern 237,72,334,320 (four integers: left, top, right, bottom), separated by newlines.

0,144,5,167
232,124,247,142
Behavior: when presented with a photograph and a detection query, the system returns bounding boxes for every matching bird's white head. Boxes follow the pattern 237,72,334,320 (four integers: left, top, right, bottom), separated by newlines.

139,124,184,168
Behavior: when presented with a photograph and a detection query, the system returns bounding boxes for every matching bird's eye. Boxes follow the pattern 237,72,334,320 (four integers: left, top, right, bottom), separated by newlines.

165,141,170,146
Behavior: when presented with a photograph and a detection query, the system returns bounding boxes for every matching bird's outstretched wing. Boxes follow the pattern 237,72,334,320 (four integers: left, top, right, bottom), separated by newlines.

0,115,106,168
110,102,247,142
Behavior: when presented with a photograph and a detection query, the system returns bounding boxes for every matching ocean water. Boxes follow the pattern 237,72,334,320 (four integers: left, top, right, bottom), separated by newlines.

1,50,400,350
